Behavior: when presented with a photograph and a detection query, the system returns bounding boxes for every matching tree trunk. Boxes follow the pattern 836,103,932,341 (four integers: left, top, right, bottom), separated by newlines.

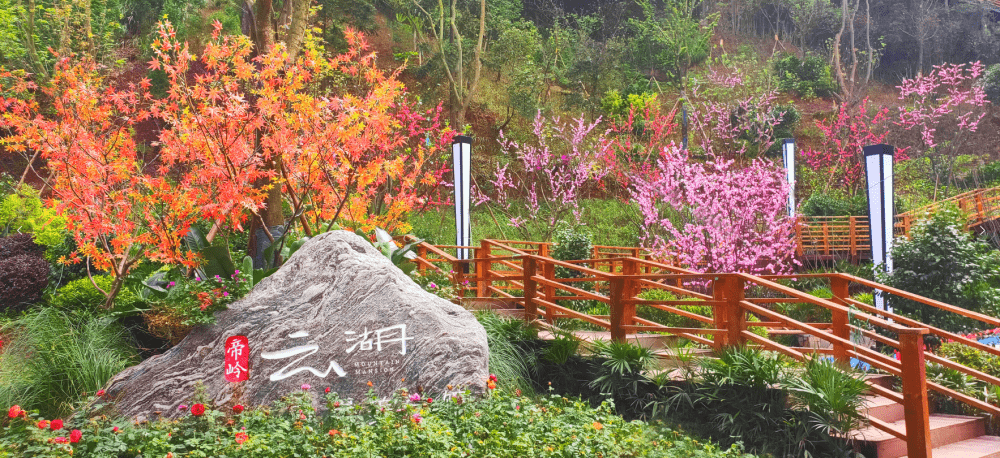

284,0,310,59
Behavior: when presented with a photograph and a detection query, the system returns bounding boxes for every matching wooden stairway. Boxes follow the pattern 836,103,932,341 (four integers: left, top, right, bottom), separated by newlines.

851,376,1000,458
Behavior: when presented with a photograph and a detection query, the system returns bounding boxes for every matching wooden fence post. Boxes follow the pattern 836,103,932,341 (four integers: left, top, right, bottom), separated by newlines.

829,276,851,364
417,245,427,272
621,258,638,331
452,260,466,297
476,240,491,297
542,261,555,322
899,328,932,458
609,276,626,342
712,275,745,348
523,256,538,323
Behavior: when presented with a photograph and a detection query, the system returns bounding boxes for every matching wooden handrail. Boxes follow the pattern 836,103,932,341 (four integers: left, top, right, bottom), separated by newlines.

409,238,1000,458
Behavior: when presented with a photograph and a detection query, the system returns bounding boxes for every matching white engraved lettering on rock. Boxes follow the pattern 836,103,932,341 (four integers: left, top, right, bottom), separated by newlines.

261,331,347,381
344,324,413,355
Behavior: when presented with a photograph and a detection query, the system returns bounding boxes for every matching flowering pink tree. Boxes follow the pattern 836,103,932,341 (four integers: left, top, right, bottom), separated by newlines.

896,62,988,197
688,89,786,162
476,112,614,240
632,144,798,274
801,98,895,195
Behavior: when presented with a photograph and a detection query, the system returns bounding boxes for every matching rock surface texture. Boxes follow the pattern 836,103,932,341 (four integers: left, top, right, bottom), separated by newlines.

104,230,489,420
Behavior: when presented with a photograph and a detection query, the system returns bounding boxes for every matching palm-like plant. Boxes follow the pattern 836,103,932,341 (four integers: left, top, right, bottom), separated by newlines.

588,339,657,417
785,357,869,457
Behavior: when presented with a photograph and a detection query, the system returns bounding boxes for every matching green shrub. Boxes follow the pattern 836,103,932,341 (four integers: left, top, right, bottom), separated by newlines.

0,308,137,418
48,276,143,316
784,358,869,456
984,63,1000,105
800,191,867,216
657,347,867,456
773,54,838,98
937,342,1000,379
880,205,1000,332
0,187,67,252
552,224,594,278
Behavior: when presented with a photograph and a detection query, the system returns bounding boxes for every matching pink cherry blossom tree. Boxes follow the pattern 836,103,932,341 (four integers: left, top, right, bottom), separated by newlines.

896,61,988,198
632,143,798,275
801,97,895,196
475,111,615,240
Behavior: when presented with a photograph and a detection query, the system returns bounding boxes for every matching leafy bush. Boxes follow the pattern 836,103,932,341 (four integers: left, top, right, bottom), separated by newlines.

48,276,144,317
0,386,756,458
657,347,867,456
984,63,1000,105
800,191,868,216
0,254,49,311
552,224,594,278
601,90,658,120
773,54,838,98
0,187,67,251
408,268,460,301
0,308,136,418
937,342,1000,379
142,268,253,344
880,206,1000,332
0,233,44,259
785,358,869,456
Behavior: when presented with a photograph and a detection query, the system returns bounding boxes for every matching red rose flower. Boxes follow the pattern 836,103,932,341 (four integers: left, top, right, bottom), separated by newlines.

69,429,82,443
50,419,63,430
235,432,248,444
96,390,105,397
113,426,119,433
191,403,205,416
37,420,49,429
232,404,244,414
7,405,21,419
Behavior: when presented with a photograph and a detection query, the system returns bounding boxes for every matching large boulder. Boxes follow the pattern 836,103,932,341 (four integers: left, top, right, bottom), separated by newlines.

105,230,489,420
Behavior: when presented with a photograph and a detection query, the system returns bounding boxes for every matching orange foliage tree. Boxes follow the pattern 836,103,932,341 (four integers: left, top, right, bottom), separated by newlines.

0,22,454,306
152,21,454,239
0,59,203,308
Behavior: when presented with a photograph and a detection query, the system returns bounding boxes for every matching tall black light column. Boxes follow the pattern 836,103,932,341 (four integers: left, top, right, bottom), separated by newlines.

453,135,472,271
864,144,895,312
782,139,795,218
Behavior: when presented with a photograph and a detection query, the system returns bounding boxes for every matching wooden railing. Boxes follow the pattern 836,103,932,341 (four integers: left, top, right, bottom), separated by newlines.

405,237,1000,458
795,186,1000,260
795,215,913,259
900,186,1000,227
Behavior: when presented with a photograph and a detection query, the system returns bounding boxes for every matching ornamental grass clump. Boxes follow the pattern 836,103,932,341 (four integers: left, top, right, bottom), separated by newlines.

0,308,136,418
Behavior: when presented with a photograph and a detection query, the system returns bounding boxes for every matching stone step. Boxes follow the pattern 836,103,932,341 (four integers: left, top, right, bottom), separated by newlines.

852,414,986,458
863,395,905,423
902,435,1000,458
